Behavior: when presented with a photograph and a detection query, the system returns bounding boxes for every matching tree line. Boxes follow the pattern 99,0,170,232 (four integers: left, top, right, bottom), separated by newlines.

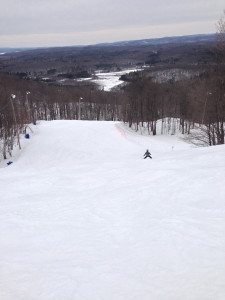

121,65,225,145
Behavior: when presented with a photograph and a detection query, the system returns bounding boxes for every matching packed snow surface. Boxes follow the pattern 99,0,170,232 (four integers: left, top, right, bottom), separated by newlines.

0,120,225,300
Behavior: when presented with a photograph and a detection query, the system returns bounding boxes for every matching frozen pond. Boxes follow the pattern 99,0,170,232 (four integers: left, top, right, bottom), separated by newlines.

93,68,142,91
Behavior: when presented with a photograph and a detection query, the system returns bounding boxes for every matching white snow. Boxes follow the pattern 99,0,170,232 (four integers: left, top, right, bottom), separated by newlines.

93,68,142,91
76,77,92,82
0,120,225,300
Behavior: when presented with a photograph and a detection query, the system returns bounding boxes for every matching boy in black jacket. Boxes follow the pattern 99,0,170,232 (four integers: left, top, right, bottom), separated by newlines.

143,149,152,159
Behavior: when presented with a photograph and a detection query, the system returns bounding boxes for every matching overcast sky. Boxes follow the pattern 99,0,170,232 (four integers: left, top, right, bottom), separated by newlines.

0,0,224,48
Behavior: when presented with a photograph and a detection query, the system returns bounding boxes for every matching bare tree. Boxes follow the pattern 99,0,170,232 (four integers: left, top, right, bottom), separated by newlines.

216,10,225,64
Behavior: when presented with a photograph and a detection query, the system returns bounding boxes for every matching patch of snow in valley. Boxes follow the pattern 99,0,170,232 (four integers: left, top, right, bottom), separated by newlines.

92,68,142,91
76,77,92,81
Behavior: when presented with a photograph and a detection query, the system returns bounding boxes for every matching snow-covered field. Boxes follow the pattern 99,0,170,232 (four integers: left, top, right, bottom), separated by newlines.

0,120,225,300
92,68,142,91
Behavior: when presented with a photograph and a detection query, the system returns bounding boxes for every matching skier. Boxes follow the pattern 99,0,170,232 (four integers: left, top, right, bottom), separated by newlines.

143,149,152,159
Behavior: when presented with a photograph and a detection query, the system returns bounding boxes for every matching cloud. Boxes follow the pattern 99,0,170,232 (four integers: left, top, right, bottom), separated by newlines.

0,0,224,46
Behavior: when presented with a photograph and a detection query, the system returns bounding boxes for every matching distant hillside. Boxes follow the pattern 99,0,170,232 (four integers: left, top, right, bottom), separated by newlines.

0,48,33,54
94,34,216,47
0,33,216,85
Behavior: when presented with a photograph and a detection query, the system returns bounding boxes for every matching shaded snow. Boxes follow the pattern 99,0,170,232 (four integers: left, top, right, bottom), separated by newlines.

0,120,225,300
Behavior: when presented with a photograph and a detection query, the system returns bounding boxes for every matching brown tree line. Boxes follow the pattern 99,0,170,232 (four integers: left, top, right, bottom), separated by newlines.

121,69,225,146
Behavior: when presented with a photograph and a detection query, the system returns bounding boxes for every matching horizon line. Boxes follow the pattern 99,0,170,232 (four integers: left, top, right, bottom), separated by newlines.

0,32,216,50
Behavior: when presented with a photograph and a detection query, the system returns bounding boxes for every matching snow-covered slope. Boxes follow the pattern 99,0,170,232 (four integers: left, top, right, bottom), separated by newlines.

0,121,225,300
